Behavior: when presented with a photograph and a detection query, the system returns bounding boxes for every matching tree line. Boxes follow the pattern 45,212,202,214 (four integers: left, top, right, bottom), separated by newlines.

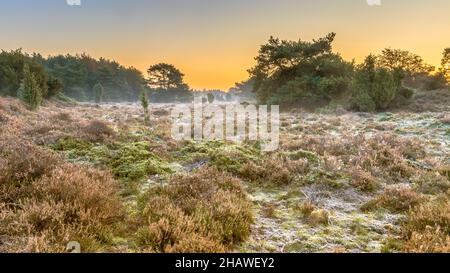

0,50,194,109
1,36,449,111
248,33,450,111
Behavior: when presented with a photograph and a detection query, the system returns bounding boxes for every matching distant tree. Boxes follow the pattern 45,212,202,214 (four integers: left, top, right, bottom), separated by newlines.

43,54,145,102
207,93,215,104
147,63,188,90
249,33,353,107
230,79,255,94
93,82,104,103
140,89,150,125
1,50,147,102
17,64,43,110
378,48,435,77
441,48,450,83
228,79,256,102
147,63,192,103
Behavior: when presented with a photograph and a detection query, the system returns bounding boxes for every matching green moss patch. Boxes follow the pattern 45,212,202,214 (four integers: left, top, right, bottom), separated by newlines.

176,141,261,174
53,138,173,181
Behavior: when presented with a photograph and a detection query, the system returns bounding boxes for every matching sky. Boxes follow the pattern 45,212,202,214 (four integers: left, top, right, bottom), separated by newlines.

1,0,449,90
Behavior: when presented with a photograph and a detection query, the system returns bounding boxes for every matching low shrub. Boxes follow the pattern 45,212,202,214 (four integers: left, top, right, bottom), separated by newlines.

402,198,450,253
0,164,124,252
135,167,253,252
239,157,308,186
0,137,60,188
82,120,115,143
412,171,450,195
403,228,450,253
350,168,380,193
362,186,425,213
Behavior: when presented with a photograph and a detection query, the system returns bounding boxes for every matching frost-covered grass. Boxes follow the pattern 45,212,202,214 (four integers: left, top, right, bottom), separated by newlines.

0,95,448,253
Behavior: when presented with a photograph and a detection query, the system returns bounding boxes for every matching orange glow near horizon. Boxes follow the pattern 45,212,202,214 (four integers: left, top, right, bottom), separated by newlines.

1,0,449,90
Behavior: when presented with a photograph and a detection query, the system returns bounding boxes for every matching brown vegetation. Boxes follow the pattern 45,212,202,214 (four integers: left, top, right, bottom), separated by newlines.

0,163,124,252
402,199,450,253
135,167,253,253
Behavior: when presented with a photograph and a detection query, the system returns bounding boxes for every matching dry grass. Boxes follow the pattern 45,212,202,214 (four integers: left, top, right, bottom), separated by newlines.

261,202,279,218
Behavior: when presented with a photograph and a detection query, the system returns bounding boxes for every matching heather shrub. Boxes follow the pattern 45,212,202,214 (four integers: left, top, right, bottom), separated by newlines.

52,112,73,122
82,120,115,143
293,201,316,217
239,157,306,186
0,137,60,189
358,134,421,183
404,198,449,236
165,233,226,253
0,164,124,252
350,167,380,193
362,186,424,213
412,171,450,195
403,228,450,253
0,109,8,124
402,198,450,253
308,209,330,226
136,167,253,252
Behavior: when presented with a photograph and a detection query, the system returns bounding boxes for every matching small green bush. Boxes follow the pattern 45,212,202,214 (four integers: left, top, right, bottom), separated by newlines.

93,82,104,103
17,64,43,110
350,55,400,112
